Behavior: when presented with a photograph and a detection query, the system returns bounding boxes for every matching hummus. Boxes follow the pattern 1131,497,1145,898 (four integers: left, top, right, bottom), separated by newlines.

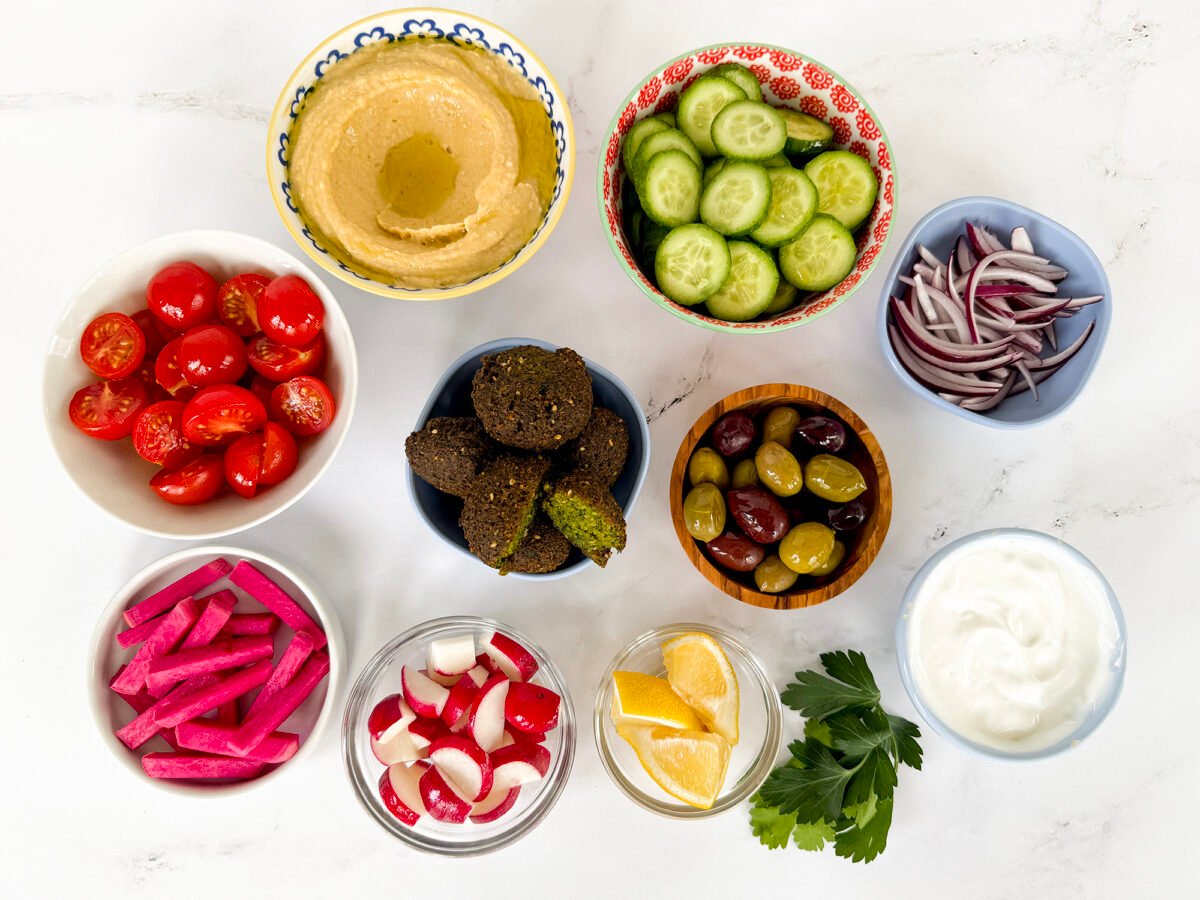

289,40,557,289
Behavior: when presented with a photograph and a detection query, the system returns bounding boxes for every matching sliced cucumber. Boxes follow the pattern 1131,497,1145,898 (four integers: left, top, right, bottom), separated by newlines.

763,279,798,315
699,161,771,236
749,167,818,248
639,220,671,271
704,241,780,321
677,76,746,157
622,117,670,173
762,153,792,168
777,108,834,155
804,150,879,230
639,149,701,227
654,224,731,306
779,214,857,291
709,63,762,102
628,208,645,247
631,128,702,181
702,158,727,188
652,111,677,129
711,101,787,161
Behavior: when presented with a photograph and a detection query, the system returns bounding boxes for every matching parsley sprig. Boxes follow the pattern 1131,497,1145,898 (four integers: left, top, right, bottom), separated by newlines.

750,650,922,864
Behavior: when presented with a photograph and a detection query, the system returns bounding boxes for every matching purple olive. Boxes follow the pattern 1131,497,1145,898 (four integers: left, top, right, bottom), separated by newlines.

707,530,766,572
727,486,790,544
795,416,847,453
826,500,868,531
711,411,757,458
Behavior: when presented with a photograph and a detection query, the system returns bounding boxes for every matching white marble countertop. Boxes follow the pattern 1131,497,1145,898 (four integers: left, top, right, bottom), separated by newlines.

5,0,1199,895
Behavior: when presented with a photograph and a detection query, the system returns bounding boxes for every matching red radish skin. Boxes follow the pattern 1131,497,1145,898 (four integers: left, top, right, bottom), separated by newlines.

111,597,201,695
244,630,317,719
470,783,521,824
123,558,232,627
116,614,167,650
490,741,551,789
504,682,561,734
401,666,451,718
504,726,547,747
178,590,238,650
146,635,275,696
368,692,417,742
468,674,510,752
408,717,450,749
142,752,265,781
480,632,538,682
153,659,274,729
440,670,485,726
227,561,326,649
418,764,473,824
428,635,477,678
476,652,500,675
227,654,330,755
371,729,428,766
429,735,494,802
379,763,428,827
218,613,281,637
175,720,299,764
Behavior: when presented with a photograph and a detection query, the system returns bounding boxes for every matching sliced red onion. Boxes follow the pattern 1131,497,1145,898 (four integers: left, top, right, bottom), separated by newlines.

1025,320,1095,370
1010,227,1033,254
891,298,1015,359
888,326,1002,396
961,372,1017,411
956,236,975,272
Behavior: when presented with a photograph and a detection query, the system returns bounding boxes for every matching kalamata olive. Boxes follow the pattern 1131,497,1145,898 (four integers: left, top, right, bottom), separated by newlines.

779,522,836,574
731,458,759,489
826,500,868,531
762,406,801,447
683,483,726,542
805,454,867,502
795,415,847,452
707,530,766,573
710,411,757,457
810,540,846,577
688,446,729,489
754,555,799,593
726,486,789,544
755,441,803,497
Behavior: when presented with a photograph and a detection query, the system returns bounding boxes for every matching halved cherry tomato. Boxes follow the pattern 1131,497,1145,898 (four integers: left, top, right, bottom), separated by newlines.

217,273,269,337
132,362,168,403
247,374,276,409
259,422,299,484
223,422,300,499
131,309,170,357
246,332,325,382
259,274,325,348
79,312,146,379
68,377,148,440
146,261,217,330
181,385,267,445
270,375,335,437
154,338,196,401
149,453,225,505
178,323,248,387
132,400,202,468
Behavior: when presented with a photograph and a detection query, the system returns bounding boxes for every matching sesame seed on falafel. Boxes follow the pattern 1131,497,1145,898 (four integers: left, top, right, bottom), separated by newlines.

460,454,552,571
405,416,494,498
562,407,630,487
471,346,593,451
502,516,572,575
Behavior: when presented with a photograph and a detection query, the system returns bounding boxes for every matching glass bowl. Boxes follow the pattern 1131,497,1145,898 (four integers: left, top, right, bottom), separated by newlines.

593,623,781,818
342,616,575,855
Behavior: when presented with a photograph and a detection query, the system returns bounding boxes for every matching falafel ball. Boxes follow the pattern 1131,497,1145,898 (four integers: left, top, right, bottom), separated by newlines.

460,454,552,571
542,473,627,568
562,407,629,487
502,516,572,575
405,416,493,498
471,346,593,450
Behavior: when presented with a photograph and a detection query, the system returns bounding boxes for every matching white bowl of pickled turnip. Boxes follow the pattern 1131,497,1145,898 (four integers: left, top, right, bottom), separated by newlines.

88,545,345,797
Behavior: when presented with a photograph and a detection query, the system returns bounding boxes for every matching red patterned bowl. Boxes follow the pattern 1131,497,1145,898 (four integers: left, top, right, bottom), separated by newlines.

598,44,896,333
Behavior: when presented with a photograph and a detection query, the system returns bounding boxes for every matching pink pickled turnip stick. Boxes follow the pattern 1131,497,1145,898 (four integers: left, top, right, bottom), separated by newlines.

111,666,181,750
123,558,232,627
115,614,166,650
244,630,316,720
110,597,201,696
175,721,299,764
141,752,265,780
216,699,240,725
228,654,330,756
217,613,281,638
179,590,238,650
146,635,275,696
152,660,273,729
115,672,220,750
228,561,326,649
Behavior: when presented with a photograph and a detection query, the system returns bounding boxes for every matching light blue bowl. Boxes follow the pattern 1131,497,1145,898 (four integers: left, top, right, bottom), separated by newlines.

404,338,650,580
877,197,1112,428
896,528,1127,762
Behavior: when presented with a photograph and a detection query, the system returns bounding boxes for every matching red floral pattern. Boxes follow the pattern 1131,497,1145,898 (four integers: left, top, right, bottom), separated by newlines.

769,75,800,100
877,141,891,170
849,140,870,161
830,117,851,145
749,63,770,85
769,49,802,71
654,92,678,114
697,48,728,65
799,96,828,118
732,46,768,60
617,103,636,133
856,108,880,140
605,134,620,167
663,58,693,84
637,77,661,108
803,63,833,89
830,84,859,113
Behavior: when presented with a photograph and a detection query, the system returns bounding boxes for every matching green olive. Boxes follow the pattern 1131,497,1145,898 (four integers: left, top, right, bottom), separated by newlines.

779,522,836,574
754,554,799,593
683,482,726,542
804,454,867,502
755,441,803,497
731,458,759,489
810,540,846,577
762,406,802,448
688,446,730,489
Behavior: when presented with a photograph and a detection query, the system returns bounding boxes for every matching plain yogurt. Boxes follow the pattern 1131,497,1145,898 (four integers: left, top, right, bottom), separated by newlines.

907,532,1120,753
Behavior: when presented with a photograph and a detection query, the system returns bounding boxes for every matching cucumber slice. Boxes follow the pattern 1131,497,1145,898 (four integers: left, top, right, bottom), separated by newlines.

704,241,780,322
749,167,818,248
763,279,798,315
652,111,677,129
639,220,671,271
699,161,772,236
709,63,762,102
622,117,670,173
702,158,727,188
677,76,746,156
779,214,857,291
711,101,787,161
804,150,879,230
654,224,732,306
639,149,701,227
631,128,702,181
762,153,792,168
628,209,645,247
777,108,834,155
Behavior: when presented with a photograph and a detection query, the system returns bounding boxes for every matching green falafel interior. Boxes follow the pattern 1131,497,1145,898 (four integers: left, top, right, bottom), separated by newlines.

542,475,628,569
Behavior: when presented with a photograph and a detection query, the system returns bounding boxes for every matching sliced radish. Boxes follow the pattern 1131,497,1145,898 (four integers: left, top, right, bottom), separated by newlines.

419,764,473,824
448,707,470,734
368,692,417,742
490,741,551,789
429,735,493,802
422,667,460,688
476,652,500,675
401,665,450,718
504,681,561,734
505,725,547,746
427,635,476,678
379,762,428,827
480,632,538,682
408,717,450,749
470,783,521,824
468,674,509,752
441,670,485,726
371,728,427,766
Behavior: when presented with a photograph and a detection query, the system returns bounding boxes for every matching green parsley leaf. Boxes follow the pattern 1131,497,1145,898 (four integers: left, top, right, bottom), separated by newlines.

835,796,894,864
749,794,797,849
760,740,855,823
793,819,836,851
843,746,897,809
887,713,924,771
820,650,879,695
841,790,878,827
827,706,893,761
781,662,880,718
804,715,835,748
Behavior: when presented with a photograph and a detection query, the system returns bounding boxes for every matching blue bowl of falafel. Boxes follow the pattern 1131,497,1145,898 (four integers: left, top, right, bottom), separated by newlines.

404,338,650,580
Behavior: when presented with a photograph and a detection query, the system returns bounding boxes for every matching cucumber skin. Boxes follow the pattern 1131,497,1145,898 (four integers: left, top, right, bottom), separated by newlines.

704,241,780,322
709,63,763,102
640,149,702,227
654,223,731,306
749,168,818,248
778,214,857,292
622,117,670,173
631,128,703,181
677,76,747,157
804,150,879,231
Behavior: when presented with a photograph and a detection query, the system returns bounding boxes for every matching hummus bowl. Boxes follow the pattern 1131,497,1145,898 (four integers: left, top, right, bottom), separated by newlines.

268,9,575,300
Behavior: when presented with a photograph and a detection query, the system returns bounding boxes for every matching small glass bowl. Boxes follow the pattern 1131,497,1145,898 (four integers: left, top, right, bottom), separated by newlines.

342,616,575,855
594,623,782,818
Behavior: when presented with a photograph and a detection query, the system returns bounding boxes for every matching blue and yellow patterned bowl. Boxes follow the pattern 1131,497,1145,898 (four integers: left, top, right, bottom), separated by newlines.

267,8,575,300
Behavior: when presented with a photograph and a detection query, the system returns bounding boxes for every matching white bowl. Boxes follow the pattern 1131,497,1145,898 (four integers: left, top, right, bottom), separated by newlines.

87,545,345,797
43,230,358,540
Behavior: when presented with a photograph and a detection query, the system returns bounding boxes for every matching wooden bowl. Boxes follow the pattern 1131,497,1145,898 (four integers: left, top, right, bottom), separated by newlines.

670,384,892,610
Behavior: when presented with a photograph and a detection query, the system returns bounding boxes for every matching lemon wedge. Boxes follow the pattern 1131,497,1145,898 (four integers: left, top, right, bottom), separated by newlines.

661,632,740,744
611,671,705,730
615,724,731,810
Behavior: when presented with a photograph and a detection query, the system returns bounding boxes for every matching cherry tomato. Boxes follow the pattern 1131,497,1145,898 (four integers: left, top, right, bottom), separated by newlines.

131,309,170,357
248,374,276,408
79,312,146,379
68,376,148,440
178,323,248,387
270,375,335,437
132,362,168,403
223,422,300,499
154,338,196,401
246,332,325,382
149,453,224,505
181,385,267,445
146,261,217,330
132,400,201,468
258,275,325,347
217,273,268,337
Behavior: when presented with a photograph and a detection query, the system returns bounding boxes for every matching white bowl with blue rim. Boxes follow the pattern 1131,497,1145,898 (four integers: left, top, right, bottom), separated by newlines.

877,197,1112,427
266,8,575,300
405,338,651,580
